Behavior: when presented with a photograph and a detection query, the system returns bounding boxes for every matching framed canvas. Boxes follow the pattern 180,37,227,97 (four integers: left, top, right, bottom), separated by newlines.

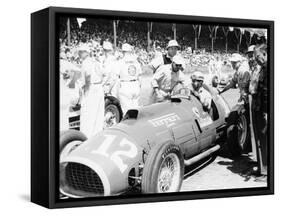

31,6,274,208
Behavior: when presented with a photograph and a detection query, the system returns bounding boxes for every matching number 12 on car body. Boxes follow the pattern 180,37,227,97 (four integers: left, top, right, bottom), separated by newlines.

91,135,138,173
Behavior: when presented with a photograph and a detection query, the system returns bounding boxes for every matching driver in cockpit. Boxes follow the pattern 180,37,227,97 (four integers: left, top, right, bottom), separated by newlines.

189,71,212,112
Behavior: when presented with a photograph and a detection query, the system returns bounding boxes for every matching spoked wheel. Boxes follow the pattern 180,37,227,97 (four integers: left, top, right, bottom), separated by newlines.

227,111,249,157
157,153,182,193
104,104,121,128
141,142,184,194
237,114,248,151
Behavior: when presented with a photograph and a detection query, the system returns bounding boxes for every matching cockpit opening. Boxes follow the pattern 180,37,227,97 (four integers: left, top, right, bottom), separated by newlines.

123,109,139,120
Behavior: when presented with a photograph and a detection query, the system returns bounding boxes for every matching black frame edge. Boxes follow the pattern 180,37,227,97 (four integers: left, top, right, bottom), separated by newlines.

31,7,51,208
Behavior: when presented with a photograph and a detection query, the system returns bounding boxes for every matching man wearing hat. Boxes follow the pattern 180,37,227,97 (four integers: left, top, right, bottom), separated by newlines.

246,45,256,70
151,55,188,103
220,53,251,103
247,45,262,95
149,40,180,74
189,71,212,111
114,43,142,115
101,41,118,95
78,43,105,138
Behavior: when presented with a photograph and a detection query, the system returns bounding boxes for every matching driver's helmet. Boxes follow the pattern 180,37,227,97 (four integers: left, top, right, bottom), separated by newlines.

191,71,204,82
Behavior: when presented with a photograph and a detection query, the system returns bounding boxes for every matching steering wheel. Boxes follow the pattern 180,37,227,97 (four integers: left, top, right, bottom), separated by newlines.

171,87,191,100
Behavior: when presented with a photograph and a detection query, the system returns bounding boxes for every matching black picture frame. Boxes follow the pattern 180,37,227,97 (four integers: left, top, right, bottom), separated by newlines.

31,6,274,209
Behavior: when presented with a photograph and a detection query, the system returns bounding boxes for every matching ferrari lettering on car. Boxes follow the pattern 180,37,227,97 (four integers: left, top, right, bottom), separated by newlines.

148,113,181,128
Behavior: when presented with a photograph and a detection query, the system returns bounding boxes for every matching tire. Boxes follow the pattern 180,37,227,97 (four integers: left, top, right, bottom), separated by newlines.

60,129,87,153
141,142,184,194
104,97,122,128
226,112,249,157
237,113,250,152
226,125,240,156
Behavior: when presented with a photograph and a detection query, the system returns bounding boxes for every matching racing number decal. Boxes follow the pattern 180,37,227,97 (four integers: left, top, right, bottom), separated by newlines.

91,135,138,173
110,138,138,173
91,135,115,157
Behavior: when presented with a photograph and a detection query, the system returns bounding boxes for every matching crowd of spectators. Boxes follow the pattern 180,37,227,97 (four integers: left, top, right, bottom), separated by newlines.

59,18,250,72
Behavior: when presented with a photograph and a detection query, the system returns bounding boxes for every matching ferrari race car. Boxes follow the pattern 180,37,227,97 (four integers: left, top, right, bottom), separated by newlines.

60,85,250,198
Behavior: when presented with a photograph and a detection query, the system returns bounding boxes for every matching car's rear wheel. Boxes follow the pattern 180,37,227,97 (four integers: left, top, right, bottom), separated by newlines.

237,114,249,151
227,112,249,157
104,98,122,128
141,142,184,193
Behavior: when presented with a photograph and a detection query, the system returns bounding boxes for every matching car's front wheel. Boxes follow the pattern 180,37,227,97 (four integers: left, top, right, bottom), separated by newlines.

141,142,184,193
59,130,87,198
60,130,87,155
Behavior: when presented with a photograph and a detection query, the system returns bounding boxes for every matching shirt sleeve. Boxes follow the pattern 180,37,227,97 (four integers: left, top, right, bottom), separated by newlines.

231,71,238,84
200,89,212,109
151,67,165,88
179,71,188,88
69,62,80,72
82,60,93,77
149,56,163,71
136,62,143,77
94,61,103,78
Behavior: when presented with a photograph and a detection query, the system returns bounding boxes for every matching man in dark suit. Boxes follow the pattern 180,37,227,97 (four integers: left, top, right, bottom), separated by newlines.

251,43,268,177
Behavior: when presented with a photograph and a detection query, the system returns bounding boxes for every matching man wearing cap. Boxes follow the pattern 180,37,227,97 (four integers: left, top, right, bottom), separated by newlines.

114,43,142,115
100,41,118,95
246,45,256,71
220,53,251,103
149,40,180,74
151,55,188,103
78,43,105,138
189,71,212,112
247,45,262,95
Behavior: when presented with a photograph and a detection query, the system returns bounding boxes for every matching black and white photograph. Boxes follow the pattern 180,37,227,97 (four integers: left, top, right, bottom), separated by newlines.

1,0,280,213
58,14,270,199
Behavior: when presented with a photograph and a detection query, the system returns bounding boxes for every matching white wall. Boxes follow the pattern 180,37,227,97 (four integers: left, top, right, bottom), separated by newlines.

0,0,279,214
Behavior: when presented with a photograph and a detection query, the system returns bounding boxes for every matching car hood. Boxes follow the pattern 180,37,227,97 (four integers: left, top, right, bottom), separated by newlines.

110,101,193,147
60,130,143,197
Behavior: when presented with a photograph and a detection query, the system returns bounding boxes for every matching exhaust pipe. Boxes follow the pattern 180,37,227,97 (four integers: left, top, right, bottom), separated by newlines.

184,144,220,166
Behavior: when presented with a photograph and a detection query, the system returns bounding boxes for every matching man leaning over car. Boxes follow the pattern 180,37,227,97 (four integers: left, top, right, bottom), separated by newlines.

151,55,188,103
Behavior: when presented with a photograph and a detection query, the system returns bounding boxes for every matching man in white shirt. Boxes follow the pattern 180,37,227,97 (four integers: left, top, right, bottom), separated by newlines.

78,44,105,138
220,53,251,103
115,43,142,116
100,41,118,96
189,71,212,112
151,55,188,103
149,40,180,73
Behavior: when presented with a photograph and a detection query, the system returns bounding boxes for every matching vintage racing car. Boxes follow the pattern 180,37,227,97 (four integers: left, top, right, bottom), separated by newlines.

60,85,250,198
